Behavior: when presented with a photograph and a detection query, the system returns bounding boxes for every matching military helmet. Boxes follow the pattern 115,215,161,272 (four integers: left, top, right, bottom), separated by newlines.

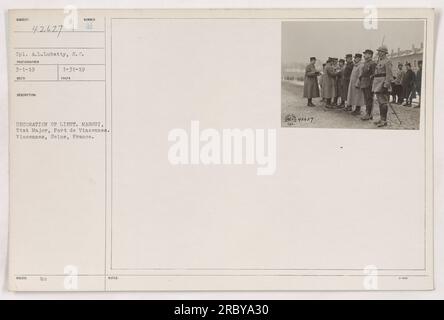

377,45,389,54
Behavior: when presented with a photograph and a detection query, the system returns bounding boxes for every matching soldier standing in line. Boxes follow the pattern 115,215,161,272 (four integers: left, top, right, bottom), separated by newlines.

303,57,321,107
358,49,377,121
372,45,393,128
336,59,346,108
401,62,416,107
342,54,354,111
323,58,337,108
392,63,405,104
332,58,340,106
347,53,365,115
415,60,423,108
320,63,327,102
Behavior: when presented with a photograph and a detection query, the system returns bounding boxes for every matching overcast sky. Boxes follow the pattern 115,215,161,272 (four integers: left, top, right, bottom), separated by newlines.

282,20,425,65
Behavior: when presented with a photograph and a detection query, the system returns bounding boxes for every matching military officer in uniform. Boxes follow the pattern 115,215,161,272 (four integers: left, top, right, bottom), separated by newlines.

372,45,393,127
336,59,345,107
358,49,377,121
347,53,365,115
342,54,354,111
415,60,423,108
401,62,416,107
332,58,340,106
303,57,321,107
323,58,337,108
392,63,405,104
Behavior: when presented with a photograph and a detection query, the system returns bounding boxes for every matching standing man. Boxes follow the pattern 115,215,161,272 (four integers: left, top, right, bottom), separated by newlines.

392,63,405,104
401,62,416,107
415,60,423,108
320,63,327,102
358,49,377,121
347,53,365,115
372,45,393,127
323,58,337,108
332,58,340,106
303,57,321,107
336,59,345,107
342,54,354,111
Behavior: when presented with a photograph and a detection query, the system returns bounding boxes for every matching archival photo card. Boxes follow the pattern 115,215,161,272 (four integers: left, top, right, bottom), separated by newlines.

7,8,434,291
282,20,426,129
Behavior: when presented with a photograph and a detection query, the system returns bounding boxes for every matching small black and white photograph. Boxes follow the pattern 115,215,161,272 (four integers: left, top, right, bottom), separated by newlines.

282,20,425,129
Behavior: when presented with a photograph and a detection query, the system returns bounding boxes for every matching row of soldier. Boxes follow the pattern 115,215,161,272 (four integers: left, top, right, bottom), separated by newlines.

303,45,422,127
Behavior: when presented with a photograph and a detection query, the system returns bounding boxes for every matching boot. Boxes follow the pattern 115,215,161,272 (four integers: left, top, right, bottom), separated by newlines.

307,98,315,107
351,106,361,115
334,101,344,109
325,98,334,109
344,105,352,112
376,103,388,127
362,104,373,120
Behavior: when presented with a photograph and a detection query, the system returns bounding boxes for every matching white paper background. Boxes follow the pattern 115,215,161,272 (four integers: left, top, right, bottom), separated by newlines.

0,0,443,299
111,18,424,271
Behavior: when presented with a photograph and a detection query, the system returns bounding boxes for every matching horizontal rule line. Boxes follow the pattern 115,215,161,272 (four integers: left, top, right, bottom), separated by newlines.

110,267,427,271
15,64,105,66
13,47,105,49
110,17,426,20
14,80,105,82
15,274,430,278
14,30,105,33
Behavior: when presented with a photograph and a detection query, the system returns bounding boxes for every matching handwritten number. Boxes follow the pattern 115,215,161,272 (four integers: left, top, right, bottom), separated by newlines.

30,25,64,37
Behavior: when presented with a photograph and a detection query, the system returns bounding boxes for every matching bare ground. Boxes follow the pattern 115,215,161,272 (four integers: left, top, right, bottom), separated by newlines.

281,81,420,130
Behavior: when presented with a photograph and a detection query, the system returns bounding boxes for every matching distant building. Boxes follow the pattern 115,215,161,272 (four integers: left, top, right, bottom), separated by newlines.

387,43,424,73
281,62,323,82
282,65,304,81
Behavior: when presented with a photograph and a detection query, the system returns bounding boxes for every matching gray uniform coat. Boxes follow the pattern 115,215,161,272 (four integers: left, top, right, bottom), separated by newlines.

347,61,365,106
303,63,320,98
322,64,336,99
